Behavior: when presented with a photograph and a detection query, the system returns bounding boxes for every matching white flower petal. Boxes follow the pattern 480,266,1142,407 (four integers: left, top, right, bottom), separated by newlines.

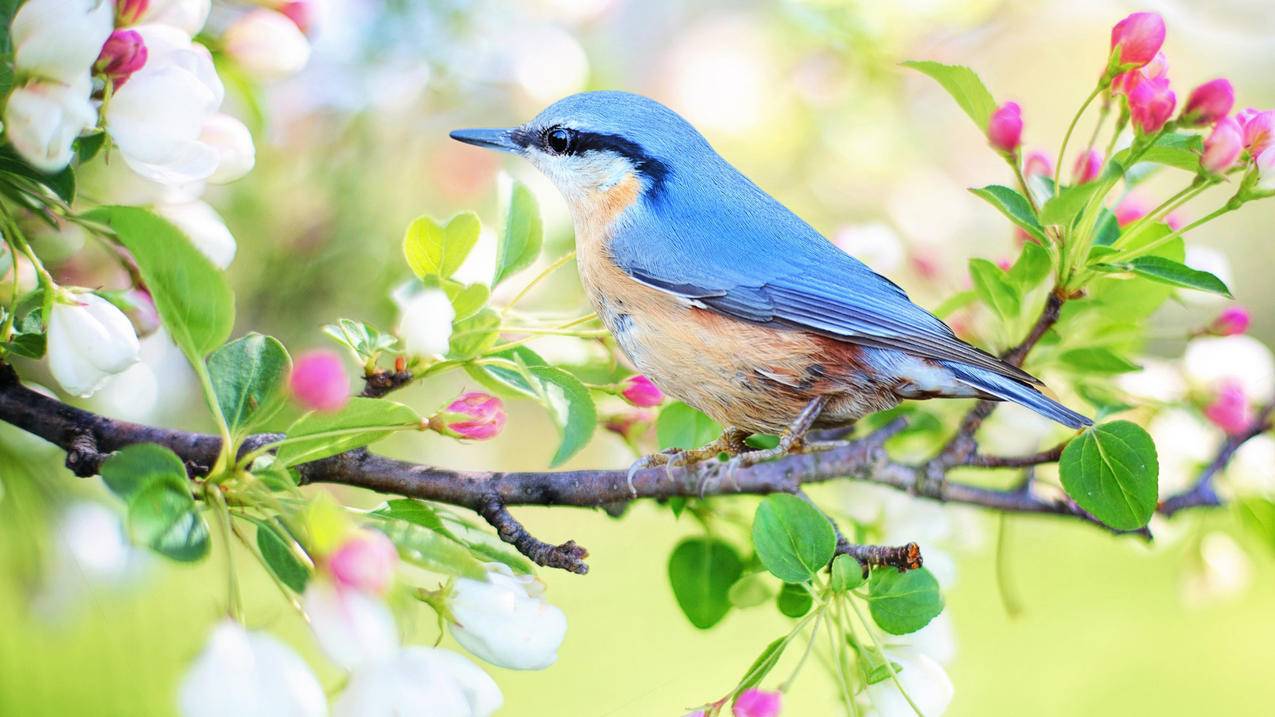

47,294,141,397
223,9,312,81
141,0,212,35
201,113,256,184
156,200,237,268
862,652,954,717
178,620,327,717
448,563,567,670
304,578,398,670
4,77,95,173
12,0,113,85
1184,335,1275,402
395,286,454,358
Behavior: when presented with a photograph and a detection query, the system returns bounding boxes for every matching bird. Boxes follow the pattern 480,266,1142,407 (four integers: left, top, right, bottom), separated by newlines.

450,91,1090,463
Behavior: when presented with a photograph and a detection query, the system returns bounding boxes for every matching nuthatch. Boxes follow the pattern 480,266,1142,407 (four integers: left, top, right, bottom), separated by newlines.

452,91,1089,459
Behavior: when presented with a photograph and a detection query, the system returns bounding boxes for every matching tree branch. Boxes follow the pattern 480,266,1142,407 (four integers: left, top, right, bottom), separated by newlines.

1159,400,1275,517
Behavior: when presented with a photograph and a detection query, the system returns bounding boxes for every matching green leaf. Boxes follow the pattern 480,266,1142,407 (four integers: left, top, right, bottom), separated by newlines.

1097,256,1232,297
208,333,291,437
1237,499,1275,556
668,537,744,629
446,281,490,321
932,289,977,320
1093,208,1120,247
374,520,486,580
727,573,774,608
736,637,787,693
82,206,233,360
527,365,596,467
323,318,399,360
276,397,421,467
830,553,865,592
403,212,481,280
901,60,998,132
74,131,107,164
969,185,1046,243
776,581,813,618
128,478,209,562
447,307,501,360
1059,421,1158,530
969,258,1020,320
1114,131,1204,173
751,494,836,583
494,179,544,286
656,402,721,451
374,498,455,538
101,443,189,502
465,346,548,398
1040,181,1103,227
1059,347,1141,374
1007,242,1051,291
256,524,310,593
374,499,534,574
0,144,75,203
866,567,944,635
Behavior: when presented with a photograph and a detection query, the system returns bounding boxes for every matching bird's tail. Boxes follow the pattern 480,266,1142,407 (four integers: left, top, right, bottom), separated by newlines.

943,362,1092,429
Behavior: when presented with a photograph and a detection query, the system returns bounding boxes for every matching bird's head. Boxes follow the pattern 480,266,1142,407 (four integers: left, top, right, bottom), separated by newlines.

450,91,712,215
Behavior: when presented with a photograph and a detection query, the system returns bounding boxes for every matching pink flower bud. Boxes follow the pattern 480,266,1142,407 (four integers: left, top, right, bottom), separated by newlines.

1164,212,1183,231
435,392,506,440
604,410,654,441
620,374,665,407
290,350,351,412
1112,52,1168,96
328,529,398,595
120,287,160,338
1204,380,1253,436
1209,306,1251,336
1113,193,1147,226
116,0,148,25
1072,149,1103,184
1241,110,1275,157
1181,79,1235,126
734,689,782,717
1128,76,1176,134
987,102,1023,154
1022,150,1053,179
1110,12,1166,68
1201,117,1243,174
95,29,148,88
1235,107,1260,129
277,0,313,34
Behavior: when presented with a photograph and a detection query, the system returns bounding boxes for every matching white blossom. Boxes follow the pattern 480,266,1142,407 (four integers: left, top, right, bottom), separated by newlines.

223,9,312,81
3,77,96,172
11,0,112,85
155,199,237,268
1183,335,1275,402
138,0,211,35
394,285,455,358
333,648,502,717
178,620,327,717
201,113,256,184
862,651,954,717
447,563,568,670
304,577,398,670
47,293,141,397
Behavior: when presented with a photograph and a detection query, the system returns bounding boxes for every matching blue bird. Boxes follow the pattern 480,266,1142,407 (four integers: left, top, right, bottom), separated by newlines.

451,91,1090,460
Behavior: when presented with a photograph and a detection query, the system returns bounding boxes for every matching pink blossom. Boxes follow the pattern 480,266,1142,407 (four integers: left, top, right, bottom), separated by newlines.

1112,51,1168,96
1201,117,1243,173
1204,380,1254,436
1128,76,1176,134
290,350,350,412
1241,110,1275,157
115,0,148,25
328,529,399,595
987,102,1023,154
436,392,506,440
604,410,654,441
1258,147,1275,191
1110,12,1166,68
1114,194,1147,226
1164,212,1184,231
1072,149,1104,184
277,0,313,34
1181,79,1235,126
620,374,665,407
1209,306,1251,336
95,29,147,88
1022,150,1052,179
734,689,781,717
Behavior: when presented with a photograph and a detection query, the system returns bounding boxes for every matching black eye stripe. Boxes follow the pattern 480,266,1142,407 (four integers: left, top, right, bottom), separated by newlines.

520,126,670,198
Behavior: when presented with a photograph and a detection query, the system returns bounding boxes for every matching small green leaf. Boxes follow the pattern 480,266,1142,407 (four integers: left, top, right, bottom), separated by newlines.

727,573,774,608
447,308,501,360
0,144,75,202
374,498,455,538
82,206,234,360
830,553,865,592
403,212,481,280
276,397,421,467
668,537,744,629
1007,242,1051,291
1236,499,1275,556
1114,131,1204,173
74,131,107,163
323,318,399,361
901,60,998,132
527,365,596,467
464,346,548,398
1092,208,1120,247
969,185,1046,243
208,333,291,437
736,637,787,693
932,289,977,320
751,494,836,583
101,443,189,502
128,478,209,562
656,402,721,451
374,520,486,580
866,567,944,635
1059,347,1141,374
776,581,813,618
1040,182,1103,227
494,179,544,286
446,282,490,321
256,524,310,593
969,258,1020,320
1098,256,1232,297
1059,420,1158,531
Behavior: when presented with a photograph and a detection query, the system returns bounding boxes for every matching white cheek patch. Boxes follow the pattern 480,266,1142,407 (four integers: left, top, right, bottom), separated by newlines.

529,150,637,202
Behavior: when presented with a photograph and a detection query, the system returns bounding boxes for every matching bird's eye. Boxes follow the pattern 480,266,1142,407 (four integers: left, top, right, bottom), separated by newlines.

544,127,575,155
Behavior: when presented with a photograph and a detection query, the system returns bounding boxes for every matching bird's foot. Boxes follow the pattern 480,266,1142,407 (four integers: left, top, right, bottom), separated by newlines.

625,437,738,497
702,398,833,493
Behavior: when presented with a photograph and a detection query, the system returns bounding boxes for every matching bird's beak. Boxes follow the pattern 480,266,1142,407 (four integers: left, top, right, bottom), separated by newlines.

448,127,521,154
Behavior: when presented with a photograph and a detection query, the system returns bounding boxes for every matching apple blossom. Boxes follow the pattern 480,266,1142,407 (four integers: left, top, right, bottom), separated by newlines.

116,0,149,26
1209,307,1251,337
1257,147,1275,193
47,292,142,398
1204,380,1253,436
1109,12,1165,69
328,529,399,595
447,563,568,670
1240,110,1275,157
137,0,210,35
95,29,148,88
986,101,1022,154
1113,194,1147,226
304,576,399,670
1022,150,1052,179
395,286,455,357
1111,52,1168,98
178,619,326,717
11,0,113,85
432,392,506,440
862,651,954,717
1128,76,1176,134
1072,149,1103,184
223,9,312,81
278,0,314,34
155,200,237,268
3,77,96,173
1181,79,1235,126
117,287,161,338
1201,117,1243,174
333,647,502,717
620,374,665,407
200,113,256,184
1184,335,1275,402
734,689,781,717
290,350,351,412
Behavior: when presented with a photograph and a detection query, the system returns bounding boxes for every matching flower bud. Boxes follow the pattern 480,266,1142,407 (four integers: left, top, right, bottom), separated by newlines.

603,410,654,442
986,101,1023,154
619,374,665,407
118,287,161,338
1072,149,1103,184
178,619,326,717
95,29,148,88
48,292,141,398
290,350,350,412
328,529,399,596
1205,380,1254,436
1201,117,1243,174
1181,79,1235,126
223,9,311,81
1109,12,1166,69
4,78,96,173
1022,150,1052,179
1113,193,1147,227
1240,110,1275,157
201,113,256,184
277,0,313,34
1209,306,1251,337
432,392,506,440
1164,212,1184,231
733,688,782,717
1112,52,1168,96
1128,76,1176,134
116,0,149,25
447,563,567,670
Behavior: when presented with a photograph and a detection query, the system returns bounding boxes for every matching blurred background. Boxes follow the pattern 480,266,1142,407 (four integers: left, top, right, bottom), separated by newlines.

3,0,1275,714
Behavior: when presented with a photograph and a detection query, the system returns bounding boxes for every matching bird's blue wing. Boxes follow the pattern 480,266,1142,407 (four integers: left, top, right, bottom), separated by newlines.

611,184,1040,385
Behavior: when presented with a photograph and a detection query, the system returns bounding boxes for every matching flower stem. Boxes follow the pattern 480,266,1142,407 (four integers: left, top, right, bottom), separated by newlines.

1053,85,1104,188
501,249,576,315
